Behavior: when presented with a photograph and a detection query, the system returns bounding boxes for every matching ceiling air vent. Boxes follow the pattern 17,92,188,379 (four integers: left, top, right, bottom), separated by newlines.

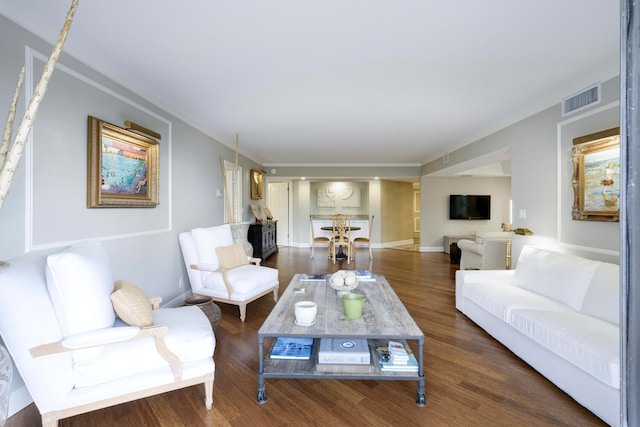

562,83,601,116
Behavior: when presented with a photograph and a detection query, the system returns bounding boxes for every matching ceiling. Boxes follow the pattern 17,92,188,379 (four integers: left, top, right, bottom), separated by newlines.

0,1,620,169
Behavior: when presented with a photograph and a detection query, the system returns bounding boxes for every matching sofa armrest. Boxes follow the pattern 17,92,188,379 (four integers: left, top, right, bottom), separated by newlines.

249,257,261,266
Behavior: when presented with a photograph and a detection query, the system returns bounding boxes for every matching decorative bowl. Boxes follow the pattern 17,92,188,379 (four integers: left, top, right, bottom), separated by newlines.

329,270,359,292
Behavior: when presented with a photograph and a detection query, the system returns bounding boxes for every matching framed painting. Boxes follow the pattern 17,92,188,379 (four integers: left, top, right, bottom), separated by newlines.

571,127,620,221
87,116,159,208
251,169,263,199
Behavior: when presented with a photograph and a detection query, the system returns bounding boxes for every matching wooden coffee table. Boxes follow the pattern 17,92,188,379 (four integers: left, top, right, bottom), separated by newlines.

256,274,426,405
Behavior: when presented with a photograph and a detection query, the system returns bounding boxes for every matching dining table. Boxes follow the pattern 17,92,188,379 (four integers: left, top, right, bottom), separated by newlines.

320,226,361,260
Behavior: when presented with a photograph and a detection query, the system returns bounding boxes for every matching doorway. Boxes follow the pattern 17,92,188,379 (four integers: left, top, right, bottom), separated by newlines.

267,181,290,246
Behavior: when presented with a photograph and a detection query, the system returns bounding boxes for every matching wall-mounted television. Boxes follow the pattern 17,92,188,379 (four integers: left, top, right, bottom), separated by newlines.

449,194,491,220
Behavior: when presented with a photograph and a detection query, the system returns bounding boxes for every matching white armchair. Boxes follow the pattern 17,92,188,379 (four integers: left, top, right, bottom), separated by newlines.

0,241,215,427
457,232,510,270
179,224,279,322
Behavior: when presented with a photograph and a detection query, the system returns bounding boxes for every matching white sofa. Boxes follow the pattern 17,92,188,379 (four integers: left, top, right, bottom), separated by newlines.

0,241,215,426
457,231,510,270
455,246,620,426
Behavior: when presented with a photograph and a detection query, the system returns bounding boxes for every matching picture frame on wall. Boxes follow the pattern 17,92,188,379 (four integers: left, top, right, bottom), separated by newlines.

87,116,159,208
571,127,620,222
251,169,263,199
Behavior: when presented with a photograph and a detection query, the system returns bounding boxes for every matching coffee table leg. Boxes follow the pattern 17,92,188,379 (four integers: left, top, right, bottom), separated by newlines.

257,335,267,403
416,338,426,406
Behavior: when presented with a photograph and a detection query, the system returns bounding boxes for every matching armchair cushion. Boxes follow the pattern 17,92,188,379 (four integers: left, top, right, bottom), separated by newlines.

110,280,153,327
201,264,279,300
191,225,234,269
73,306,214,388
215,243,249,270
45,241,116,336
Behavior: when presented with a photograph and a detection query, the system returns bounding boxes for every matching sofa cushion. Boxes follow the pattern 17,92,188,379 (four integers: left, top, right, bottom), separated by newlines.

215,243,249,270
46,241,116,337
509,309,620,389
512,246,599,311
72,306,215,388
191,224,234,269
110,280,153,327
580,262,620,325
462,281,572,322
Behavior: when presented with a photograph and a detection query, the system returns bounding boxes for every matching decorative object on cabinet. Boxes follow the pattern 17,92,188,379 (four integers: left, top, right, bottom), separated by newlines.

251,205,263,223
572,127,620,222
249,221,278,262
263,206,273,221
87,116,159,208
251,169,263,199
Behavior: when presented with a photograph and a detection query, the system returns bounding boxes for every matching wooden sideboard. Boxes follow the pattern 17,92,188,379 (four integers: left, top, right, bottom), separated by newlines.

249,221,278,262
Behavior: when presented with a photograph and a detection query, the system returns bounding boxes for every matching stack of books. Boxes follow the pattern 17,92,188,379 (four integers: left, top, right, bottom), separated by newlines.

299,273,328,282
315,338,374,373
376,341,419,372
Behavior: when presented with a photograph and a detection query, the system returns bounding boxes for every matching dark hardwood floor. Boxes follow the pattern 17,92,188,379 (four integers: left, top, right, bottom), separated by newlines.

7,247,606,426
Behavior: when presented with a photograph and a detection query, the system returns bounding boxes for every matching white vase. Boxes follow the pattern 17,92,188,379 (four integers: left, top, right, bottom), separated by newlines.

0,346,12,427
229,222,253,257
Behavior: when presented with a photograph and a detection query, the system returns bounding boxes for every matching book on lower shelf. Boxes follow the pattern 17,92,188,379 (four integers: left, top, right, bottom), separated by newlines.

376,344,419,372
299,274,328,282
317,338,371,364
270,337,314,360
315,362,375,374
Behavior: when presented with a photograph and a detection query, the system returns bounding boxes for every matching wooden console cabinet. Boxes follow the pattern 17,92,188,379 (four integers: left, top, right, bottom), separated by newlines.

249,221,278,261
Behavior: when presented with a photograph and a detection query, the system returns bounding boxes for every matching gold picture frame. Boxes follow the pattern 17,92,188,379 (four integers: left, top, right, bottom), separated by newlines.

571,127,620,222
87,116,159,208
251,169,263,199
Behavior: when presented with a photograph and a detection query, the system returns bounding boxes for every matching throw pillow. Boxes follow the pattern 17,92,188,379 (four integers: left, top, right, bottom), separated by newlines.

110,280,153,327
215,243,249,270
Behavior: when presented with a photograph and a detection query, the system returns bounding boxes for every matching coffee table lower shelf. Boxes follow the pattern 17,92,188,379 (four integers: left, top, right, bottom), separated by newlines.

257,338,426,406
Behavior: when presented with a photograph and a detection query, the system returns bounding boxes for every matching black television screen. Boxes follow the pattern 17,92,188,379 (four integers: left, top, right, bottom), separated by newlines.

449,195,491,220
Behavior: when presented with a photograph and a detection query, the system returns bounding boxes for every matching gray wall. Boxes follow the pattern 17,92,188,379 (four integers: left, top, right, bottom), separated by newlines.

422,77,620,263
0,14,264,413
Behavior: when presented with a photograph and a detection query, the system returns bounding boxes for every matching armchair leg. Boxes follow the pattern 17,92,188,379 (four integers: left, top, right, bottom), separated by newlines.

204,372,214,410
239,304,247,322
272,286,279,302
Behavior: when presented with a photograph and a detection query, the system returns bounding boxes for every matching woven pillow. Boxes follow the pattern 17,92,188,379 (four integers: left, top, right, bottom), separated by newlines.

110,280,153,327
215,243,249,270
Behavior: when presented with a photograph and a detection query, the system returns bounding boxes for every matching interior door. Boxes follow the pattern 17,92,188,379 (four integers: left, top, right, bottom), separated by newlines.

267,182,290,246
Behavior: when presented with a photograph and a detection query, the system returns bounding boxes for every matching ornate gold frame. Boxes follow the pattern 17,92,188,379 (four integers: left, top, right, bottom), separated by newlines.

571,127,620,221
251,169,263,199
87,116,159,208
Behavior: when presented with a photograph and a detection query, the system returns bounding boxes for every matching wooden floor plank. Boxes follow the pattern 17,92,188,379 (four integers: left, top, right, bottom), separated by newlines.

7,247,606,426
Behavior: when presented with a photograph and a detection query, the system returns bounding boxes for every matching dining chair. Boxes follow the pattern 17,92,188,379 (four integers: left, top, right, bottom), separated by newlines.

309,215,330,259
352,215,374,260
329,214,353,264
